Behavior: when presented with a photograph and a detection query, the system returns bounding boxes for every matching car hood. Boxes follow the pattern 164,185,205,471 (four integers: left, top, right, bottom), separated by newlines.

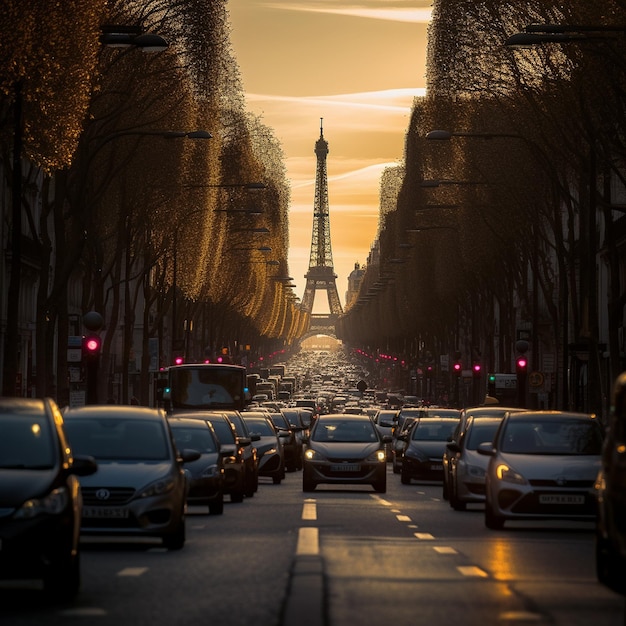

77,460,176,487
311,441,381,459
407,441,448,456
0,469,58,507
498,453,601,480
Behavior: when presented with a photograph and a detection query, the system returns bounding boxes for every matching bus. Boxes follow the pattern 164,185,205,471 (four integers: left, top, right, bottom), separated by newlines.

158,363,250,413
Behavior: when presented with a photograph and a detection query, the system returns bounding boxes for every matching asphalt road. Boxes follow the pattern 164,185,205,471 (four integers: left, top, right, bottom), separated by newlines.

1,466,624,626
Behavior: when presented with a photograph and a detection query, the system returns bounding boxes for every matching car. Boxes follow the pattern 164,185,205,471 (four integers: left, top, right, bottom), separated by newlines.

391,406,426,473
399,417,459,484
596,371,626,595
220,411,260,497
447,416,506,510
241,412,286,484
302,413,390,493
168,417,225,515
281,408,308,469
442,407,527,500
478,410,603,530
0,397,97,601
373,409,398,460
63,405,196,550
268,411,301,472
201,413,248,502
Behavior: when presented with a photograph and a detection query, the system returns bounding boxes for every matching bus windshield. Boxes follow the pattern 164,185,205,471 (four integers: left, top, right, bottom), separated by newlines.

167,365,247,411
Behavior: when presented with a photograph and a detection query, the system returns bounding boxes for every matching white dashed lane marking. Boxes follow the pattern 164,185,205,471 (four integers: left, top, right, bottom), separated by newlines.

117,567,148,577
302,500,317,520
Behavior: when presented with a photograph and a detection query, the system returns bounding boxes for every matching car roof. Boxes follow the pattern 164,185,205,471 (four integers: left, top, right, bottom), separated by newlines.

503,410,597,421
167,417,213,428
64,405,165,420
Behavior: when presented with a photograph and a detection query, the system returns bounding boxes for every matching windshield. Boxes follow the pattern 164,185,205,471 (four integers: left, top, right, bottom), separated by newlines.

312,419,378,443
206,418,236,444
169,366,244,409
0,415,55,469
170,426,217,453
411,420,457,442
65,418,169,461
501,419,603,455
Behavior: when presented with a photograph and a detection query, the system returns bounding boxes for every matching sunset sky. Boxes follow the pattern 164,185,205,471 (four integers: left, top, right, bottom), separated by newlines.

227,0,431,311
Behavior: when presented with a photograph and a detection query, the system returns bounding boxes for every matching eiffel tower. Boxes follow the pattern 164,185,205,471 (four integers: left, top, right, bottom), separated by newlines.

300,120,343,326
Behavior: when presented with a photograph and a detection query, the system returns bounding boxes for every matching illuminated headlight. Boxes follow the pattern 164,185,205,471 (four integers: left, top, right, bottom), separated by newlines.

14,487,68,519
201,464,220,478
466,464,486,478
495,463,527,485
305,448,326,461
139,477,175,498
367,450,387,463
262,448,277,457
222,456,238,465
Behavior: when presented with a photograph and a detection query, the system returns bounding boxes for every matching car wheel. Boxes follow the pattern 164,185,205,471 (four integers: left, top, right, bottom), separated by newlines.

373,479,387,493
273,474,282,484
230,490,244,503
209,493,224,515
400,466,411,485
596,532,626,594
43,550,80,603
245,472,256,497
442,474,449,500
303,477,316,492
392,457,400,474
163,516,186,550
484,500,505,530
449,481,466,511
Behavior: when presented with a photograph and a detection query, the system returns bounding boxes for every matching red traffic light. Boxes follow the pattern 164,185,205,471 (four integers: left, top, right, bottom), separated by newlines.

516,357,528,370
472,363,482,377
82,335,101,357
453,362,462,375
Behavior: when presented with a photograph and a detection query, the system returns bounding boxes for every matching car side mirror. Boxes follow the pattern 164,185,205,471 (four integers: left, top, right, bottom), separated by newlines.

180,448,201,463
446,441,461,453
476,442,495,456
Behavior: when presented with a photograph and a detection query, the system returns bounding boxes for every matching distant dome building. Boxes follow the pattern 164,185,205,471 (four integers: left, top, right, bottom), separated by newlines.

345,262,366,310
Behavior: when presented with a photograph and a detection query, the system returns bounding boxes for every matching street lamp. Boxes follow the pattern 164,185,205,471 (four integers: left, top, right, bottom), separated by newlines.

100,25,169,52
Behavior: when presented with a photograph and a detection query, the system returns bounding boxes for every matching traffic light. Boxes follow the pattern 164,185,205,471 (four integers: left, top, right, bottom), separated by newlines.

487,373,496,396
453,361,462,376
472,363,482,378
516,356,528,373
516,356,528,407
82,334,101,360
425,365,434,378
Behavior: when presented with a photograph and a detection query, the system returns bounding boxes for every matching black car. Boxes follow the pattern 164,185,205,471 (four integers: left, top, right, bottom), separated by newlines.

269,411,301,472
399,417,459,484
0,397,97,601
221,411,260,497
168,418,225,514
596,372,626,595
241,412,285,484
201,413,247,503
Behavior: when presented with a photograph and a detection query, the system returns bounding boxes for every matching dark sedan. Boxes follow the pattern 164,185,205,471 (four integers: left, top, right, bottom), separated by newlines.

64,405,198,550
168,417,225,514
302,414,390,493
0,397,97,601
241,412,285,484
400,417,459,484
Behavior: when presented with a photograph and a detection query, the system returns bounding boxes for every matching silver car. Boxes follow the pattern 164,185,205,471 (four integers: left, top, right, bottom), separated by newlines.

447,416,505,510
479,411,603,530
64,405,199,549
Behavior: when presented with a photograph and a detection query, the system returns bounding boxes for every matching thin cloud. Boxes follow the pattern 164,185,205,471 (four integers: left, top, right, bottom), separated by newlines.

263,3,433,23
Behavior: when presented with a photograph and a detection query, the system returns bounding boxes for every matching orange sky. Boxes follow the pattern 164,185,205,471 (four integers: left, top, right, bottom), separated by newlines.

227,1,431,311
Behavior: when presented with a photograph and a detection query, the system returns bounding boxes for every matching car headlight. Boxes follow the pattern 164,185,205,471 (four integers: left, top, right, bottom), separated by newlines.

367,450,387,463
138,477,176,498
201,464,221,478
222,455,238,465
14,487,69,519
404,448,428,462
466,464,486,478
304,448,326,461
495,463,527,485
261,448,278,457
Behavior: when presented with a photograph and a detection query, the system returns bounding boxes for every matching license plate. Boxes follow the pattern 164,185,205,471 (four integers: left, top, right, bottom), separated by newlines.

430,464,443,471
82,506,130,519
330,464,359,472
539,494,585,505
